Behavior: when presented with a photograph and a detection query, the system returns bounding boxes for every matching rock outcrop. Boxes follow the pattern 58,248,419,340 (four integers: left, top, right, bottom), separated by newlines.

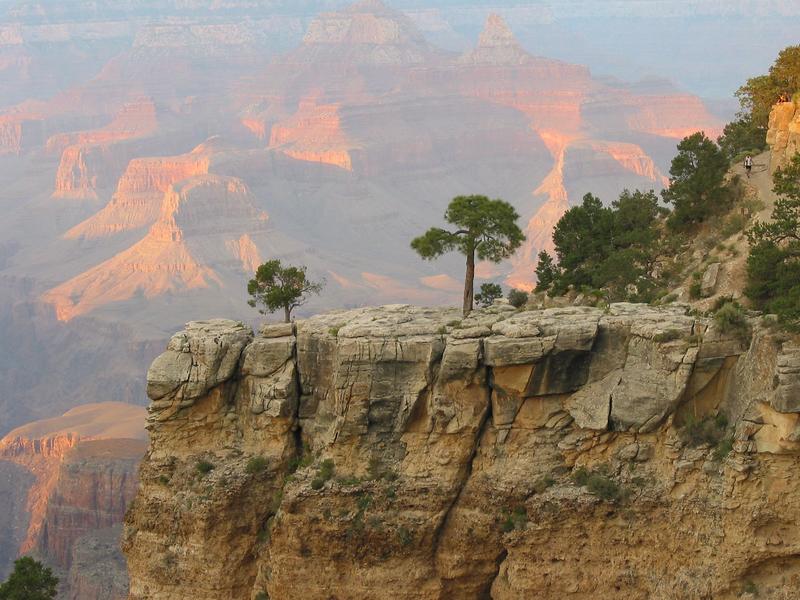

767,100,800,173
125,304,800,599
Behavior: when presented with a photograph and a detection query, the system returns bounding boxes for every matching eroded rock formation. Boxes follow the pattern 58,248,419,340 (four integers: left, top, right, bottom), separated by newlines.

768,99,800,173
125,304,800,599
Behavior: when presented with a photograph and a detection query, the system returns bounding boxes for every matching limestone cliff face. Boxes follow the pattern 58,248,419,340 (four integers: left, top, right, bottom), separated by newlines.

768,100,800,173
125,304,800,599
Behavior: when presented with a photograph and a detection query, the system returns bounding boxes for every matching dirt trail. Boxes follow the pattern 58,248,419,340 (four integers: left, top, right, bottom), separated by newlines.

690,150,775,304
734,150,778,220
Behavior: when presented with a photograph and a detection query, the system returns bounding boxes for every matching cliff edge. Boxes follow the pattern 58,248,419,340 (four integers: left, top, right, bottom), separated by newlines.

123,303,800,599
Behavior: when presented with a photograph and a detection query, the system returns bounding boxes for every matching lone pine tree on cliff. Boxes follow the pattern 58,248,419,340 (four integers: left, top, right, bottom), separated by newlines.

248,259,323,323
411,195,525,316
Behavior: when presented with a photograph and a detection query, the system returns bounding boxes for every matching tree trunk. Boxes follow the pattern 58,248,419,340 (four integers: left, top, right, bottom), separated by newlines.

463,249,475,317
284,306,291,323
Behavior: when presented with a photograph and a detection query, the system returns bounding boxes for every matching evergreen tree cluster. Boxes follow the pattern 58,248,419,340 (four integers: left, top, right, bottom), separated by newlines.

536,133,734,302
746,154,800,325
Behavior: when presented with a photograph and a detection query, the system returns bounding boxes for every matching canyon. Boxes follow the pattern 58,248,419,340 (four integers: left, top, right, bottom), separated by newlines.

0,403,146,597
0,0,730,442
0,0,797,594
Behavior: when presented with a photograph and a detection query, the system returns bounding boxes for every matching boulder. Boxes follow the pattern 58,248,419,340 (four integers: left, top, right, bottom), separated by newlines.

146,319,252,402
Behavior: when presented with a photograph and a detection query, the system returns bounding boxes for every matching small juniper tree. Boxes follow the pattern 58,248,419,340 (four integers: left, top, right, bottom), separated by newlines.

0,556,58,600
248,260,323,323
475,283,503,308
534,251,559,293
411,195,525,316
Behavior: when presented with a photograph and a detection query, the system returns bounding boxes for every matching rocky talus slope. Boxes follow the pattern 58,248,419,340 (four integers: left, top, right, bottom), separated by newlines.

125,304,800,599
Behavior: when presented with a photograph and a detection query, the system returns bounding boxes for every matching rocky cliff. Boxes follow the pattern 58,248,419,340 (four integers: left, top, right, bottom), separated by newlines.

768,99,800,173
124,304,800,599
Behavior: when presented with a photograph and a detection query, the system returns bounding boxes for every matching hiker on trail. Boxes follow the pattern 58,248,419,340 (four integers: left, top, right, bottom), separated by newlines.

744,154,753,178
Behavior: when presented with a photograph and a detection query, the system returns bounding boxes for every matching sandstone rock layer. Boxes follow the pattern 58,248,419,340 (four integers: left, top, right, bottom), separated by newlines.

125,304,800,599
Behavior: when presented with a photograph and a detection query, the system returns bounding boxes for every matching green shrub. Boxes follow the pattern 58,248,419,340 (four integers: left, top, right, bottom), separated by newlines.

328,325,342,337
689,282,703,299
714,301,750,336
437,325,448,335
653,329,682,343
310,477,325,490
499,506,528,533
158,474,170,485
196,460,214,475
721,213,747,237
475,283,503,308
255,592,269,600
572,466,590,486
714,437,734,461
396,526,413,546
532,475,556,494
742,580,758,595
246,456,268,475
572,465,624,502
318,459,335,480
356,493,373,512
337,475,361,486
680,414,728,447
586,473,621,501
711,295,736,312
507,289,529,308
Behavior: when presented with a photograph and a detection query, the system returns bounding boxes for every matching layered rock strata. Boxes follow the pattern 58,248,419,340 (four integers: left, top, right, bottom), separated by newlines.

768,100,800,173
125,304,800,599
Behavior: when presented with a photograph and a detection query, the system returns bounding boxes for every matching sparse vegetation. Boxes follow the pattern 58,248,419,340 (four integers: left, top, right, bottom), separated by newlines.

742,580,759,596
196,460,214,475
311,458,335,490
499,506,527,533
396,526,413,546
532,475,556,494
572,465,624,502
680,414,729,448
714,437,735,461
653,329,682,343
246,456,268,475
713,301,750,336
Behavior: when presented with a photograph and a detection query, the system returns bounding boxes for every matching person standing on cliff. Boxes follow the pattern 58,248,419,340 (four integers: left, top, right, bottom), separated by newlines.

744,154,753,178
